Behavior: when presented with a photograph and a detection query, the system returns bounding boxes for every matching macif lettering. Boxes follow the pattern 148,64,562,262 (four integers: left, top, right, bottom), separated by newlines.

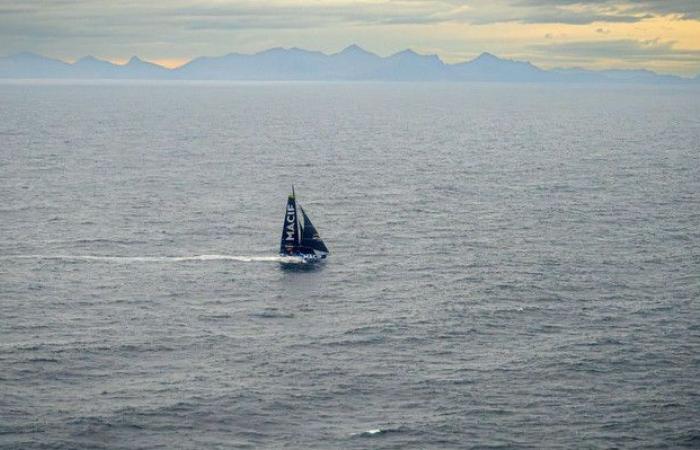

286,208,295,241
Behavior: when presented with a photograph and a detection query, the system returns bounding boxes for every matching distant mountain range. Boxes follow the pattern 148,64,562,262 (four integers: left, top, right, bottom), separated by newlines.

1,45,698,84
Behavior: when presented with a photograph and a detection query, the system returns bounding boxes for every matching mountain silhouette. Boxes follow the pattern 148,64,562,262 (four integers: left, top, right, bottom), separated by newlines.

1,46,697,83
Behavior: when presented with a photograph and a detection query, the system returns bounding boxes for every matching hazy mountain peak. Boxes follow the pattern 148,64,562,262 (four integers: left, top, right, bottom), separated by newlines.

346,44,361,51
124,56,166,71
389,49,442,63
338,44,374,56
392,48,419,58
467,52,540,70
289,46,313,53
473,52,500,62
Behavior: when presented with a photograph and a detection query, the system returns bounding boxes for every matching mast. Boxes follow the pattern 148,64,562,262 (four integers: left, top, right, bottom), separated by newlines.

292,185,303,243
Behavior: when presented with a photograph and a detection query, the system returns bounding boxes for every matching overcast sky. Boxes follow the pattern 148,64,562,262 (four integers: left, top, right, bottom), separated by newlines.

1,0,699,75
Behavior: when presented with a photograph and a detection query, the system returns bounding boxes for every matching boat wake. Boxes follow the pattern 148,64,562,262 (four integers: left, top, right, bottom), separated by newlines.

0,254,303,264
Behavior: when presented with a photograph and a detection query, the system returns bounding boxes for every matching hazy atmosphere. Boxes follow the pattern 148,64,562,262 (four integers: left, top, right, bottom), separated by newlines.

2,1,699,449
1,0,700,75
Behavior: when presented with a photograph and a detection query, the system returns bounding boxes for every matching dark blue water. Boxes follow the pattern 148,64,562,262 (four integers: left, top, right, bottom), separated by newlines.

1,82,699,449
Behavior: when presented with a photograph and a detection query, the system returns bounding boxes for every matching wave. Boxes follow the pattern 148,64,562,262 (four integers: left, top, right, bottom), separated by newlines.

0,254,303,263
352,427,404,438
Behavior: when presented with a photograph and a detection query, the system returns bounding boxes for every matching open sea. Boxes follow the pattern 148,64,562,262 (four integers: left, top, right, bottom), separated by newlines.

1,81,699,449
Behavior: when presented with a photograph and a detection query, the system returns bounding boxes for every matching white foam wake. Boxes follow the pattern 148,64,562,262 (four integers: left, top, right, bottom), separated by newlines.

0,254,303,263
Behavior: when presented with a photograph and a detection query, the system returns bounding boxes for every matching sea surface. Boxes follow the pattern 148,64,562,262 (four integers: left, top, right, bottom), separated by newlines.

1,81,699,449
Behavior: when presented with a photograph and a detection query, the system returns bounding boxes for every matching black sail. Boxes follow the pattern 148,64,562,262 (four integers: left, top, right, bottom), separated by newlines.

280,194,300,255
299,207,329,254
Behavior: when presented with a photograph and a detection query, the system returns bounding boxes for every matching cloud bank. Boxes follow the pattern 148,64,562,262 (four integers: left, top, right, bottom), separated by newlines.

0,0,699,75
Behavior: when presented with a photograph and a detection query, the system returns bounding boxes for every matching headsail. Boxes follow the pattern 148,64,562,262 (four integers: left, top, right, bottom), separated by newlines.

299,207,329,254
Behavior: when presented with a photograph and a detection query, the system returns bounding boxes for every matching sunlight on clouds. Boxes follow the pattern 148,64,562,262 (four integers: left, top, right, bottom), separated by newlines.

392,12,700,75
0,0,698,75
149,58,192,68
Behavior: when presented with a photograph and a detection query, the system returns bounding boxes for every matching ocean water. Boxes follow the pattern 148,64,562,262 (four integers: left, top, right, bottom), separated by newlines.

1,81,699,449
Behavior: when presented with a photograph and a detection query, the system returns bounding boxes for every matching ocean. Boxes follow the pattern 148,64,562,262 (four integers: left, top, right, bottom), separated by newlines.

1,81,699,449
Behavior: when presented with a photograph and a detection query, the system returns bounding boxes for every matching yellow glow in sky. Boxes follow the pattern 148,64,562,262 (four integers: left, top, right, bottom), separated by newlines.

1,0,699,76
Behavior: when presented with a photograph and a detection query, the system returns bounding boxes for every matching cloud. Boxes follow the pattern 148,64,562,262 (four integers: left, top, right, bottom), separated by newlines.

513,0,700,21
0,0,698,75
472,11,651,25
0,0,697,37
531,38,700,61
465,0,652,25
628,0,700,20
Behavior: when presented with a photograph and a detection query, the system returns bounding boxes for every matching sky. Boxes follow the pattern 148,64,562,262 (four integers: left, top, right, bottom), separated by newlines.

1,0,699,76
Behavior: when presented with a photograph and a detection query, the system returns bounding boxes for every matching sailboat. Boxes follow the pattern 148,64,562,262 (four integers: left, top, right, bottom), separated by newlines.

279,187,329,263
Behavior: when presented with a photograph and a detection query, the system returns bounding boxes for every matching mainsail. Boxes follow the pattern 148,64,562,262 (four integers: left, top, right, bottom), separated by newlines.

280,193,300,254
